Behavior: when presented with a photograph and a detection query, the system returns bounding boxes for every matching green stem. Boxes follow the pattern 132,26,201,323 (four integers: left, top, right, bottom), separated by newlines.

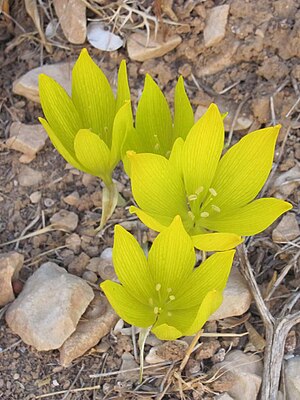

138,326,152,383
96,181,119,231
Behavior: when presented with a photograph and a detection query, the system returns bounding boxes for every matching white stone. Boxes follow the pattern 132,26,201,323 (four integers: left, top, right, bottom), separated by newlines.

13,62,74,103
53,0,86,44
6,262,94,350
0,252,24,306
127,31,182,62
204,5,230,47
18,166,43,187
6,122,48,158
272,213,300,243
209,267,252,321
59,294,117,365
50,210,78,231
284,356,300,400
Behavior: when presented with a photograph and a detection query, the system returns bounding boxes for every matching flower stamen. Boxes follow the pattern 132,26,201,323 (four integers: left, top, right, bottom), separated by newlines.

209,188,217,196
211,205,221,212
200,212,209,218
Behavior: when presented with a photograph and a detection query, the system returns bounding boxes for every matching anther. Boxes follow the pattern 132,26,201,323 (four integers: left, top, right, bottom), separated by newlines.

188,211,195,220
200,212,210,218
167,288,172,293
167,312,172,317
148,298,154,306
154,307,159,314
155,283,161,291
188,194,198,201
209,188,217,196
169,295,176,301
211,205,221,212
196,186,204,195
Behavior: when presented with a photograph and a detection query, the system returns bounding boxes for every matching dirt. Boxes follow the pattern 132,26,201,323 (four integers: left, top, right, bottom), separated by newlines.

0,0,299,399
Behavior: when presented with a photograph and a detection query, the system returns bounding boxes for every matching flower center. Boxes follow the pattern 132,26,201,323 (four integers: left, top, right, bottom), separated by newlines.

150,284,176,316
186,186,221,230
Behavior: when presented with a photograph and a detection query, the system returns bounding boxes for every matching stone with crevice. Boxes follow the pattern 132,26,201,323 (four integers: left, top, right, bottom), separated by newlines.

59,294,118,366
6,262,94,351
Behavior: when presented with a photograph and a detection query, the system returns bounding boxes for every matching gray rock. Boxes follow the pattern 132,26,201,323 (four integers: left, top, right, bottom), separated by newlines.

18,166,43,187
204,5,230,47
117,352,139,382
59,294,118,365
13,62,74,103
209,267,252,321
67,252,90,276
65,233,81,253
82,270,98,283
284,356,300,400
50,210,78,231
6,122,48,159
127,31,182,62
97,247,118,281
272,213,300,243
0,252,24,306
6,262,94,351
212,350,263,400
63,191,80,206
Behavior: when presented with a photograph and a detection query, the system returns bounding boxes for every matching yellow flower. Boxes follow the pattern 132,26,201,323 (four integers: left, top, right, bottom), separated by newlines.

128,104,292,251
101,216,235,340
38,49,132,228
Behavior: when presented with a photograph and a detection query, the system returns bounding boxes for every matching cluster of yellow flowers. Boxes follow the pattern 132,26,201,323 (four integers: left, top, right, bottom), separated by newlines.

39,49,291,340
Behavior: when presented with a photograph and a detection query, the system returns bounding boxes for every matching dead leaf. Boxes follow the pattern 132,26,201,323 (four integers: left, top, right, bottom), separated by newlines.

25,0,52,53
245,321,266,352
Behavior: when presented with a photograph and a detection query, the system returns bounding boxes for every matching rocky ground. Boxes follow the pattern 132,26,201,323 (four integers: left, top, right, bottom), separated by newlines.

0,0,299,399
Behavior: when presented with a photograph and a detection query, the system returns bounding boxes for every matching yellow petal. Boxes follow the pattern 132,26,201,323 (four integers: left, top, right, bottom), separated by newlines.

101,281,155,328
202,198,292,235
170,250,235,310
182,103,224,207
39,118,89,173
129,206,172,232
72,49,115,146
148,216,196,299
135,74,173,155
74,129,111,183
128,152,188,219
192,232,243,251
110,101,132,169
173,76,194,140
38,74,82,151
184,290,223,336
151,323,183,340
113,225,153,303
210,126,280,211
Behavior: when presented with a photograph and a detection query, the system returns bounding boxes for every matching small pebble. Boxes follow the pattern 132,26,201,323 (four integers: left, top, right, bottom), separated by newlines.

29,191,41,204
